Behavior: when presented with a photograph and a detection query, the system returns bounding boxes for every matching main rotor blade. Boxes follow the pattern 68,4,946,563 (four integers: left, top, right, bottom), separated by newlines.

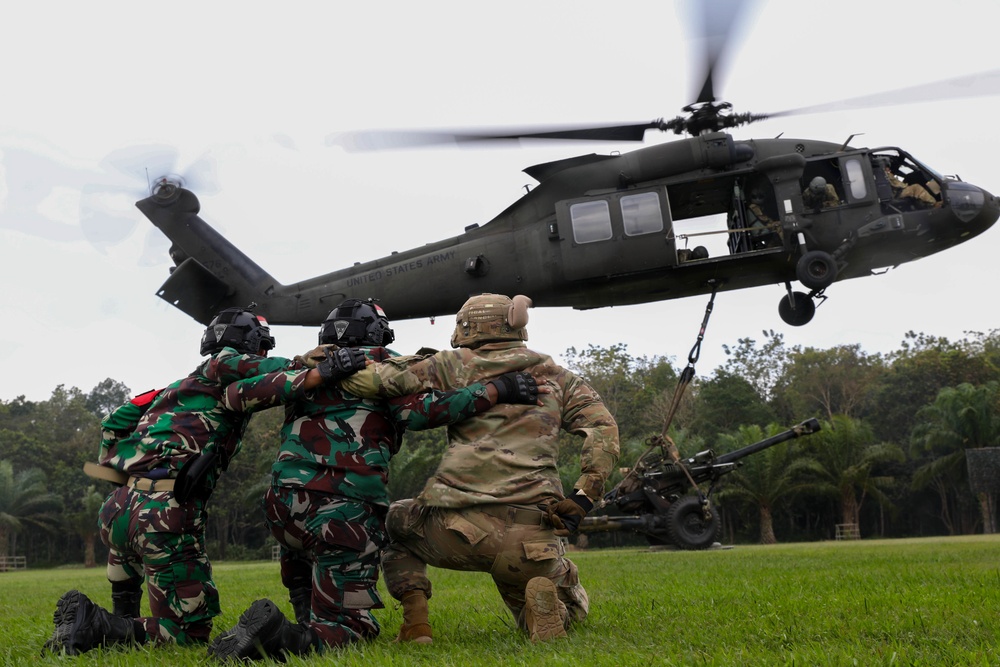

688,0,758,105
328,121,667,152
767,68,1000,118
99,143,180,194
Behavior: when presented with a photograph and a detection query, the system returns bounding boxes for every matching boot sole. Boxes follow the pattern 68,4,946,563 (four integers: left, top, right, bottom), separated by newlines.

394,623,433,644
43,590,83,654
208,599,283,660
525,577,568,642
65,591,98,656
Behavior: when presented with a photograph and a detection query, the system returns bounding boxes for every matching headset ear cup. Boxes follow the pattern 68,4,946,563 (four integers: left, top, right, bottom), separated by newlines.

507,295,532,329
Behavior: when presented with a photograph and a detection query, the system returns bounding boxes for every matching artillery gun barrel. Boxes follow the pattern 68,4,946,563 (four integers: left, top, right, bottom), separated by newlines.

714,418,821,465
576,514,663,535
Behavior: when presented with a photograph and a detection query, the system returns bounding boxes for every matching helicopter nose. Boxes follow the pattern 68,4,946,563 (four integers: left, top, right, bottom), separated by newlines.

945,181,999,235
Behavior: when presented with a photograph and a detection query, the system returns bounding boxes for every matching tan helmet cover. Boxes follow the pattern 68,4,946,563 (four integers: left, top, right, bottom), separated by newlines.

450,294,532,348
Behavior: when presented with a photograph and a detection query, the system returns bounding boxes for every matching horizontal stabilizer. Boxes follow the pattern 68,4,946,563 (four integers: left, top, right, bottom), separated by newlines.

156,257,232,324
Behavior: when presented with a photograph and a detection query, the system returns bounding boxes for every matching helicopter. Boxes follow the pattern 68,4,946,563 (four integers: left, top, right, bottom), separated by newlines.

133,3,1000,329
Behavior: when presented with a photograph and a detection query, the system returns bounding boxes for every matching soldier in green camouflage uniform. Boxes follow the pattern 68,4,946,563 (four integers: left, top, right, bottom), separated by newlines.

338,294,620,643
208,299,544,661
44,307,367,656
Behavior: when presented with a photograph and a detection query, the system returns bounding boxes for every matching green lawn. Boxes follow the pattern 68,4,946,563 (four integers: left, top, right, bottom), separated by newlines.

4,535,999,666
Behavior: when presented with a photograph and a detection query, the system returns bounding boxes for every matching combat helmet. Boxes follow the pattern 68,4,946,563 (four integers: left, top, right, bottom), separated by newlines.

809,176,828,194
200,304,276,356
319,298,395,347
451,293,531,349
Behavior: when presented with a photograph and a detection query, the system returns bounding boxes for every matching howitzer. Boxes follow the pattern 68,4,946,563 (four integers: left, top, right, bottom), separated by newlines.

578,418,821,550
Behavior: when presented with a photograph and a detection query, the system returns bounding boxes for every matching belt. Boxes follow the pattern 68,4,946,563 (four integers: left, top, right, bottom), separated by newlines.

83,462,127,485
83,462,177,492
478,504,545,526
127,476,176,492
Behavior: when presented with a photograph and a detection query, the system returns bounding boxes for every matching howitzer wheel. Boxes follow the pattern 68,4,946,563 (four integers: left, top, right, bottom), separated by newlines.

666,495,721,550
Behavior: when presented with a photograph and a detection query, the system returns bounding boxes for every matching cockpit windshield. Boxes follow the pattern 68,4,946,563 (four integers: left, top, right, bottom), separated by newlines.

873,147,945,183
870,147,948,212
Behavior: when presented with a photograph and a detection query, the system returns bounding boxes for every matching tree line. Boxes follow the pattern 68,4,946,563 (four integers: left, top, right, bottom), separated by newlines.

2,328,999,566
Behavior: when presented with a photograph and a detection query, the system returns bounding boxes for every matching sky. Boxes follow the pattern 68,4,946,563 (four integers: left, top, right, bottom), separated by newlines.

2,0,999,402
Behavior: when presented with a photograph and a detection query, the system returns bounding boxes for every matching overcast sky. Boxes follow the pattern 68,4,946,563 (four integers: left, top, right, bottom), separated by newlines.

2,0,999,403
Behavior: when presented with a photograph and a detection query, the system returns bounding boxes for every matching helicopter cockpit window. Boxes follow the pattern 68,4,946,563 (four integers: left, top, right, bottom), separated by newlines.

570,200,613,244
873,148,945,211
621,192,664,236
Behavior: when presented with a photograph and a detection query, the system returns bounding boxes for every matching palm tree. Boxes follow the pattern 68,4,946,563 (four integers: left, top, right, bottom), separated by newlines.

0,459,62,561
911,382,1000,534
67,486,107,567
715,424,823,544
805,415,904,535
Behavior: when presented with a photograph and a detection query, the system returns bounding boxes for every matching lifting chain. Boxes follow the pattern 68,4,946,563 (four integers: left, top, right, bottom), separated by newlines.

602,280,721,508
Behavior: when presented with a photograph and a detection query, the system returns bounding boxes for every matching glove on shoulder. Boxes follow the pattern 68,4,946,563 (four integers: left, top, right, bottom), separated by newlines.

487,371,539,405
317,347,367,383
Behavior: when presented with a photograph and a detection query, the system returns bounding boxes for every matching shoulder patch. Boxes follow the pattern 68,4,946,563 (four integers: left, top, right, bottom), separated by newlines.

130,388,162,408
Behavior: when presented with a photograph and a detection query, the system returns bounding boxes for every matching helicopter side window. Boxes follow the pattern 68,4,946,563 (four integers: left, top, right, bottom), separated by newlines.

621,192,664,236
569,200,613,244
843,157,868,200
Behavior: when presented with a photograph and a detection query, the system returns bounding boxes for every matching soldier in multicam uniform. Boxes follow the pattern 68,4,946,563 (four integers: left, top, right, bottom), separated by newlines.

339,293,620,643
747,189,782,249
43,306,367,656
898,172,942,210
207,298,544,661
802,176,840,210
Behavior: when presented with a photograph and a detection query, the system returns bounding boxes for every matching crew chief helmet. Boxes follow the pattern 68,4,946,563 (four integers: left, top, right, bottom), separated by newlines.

809,176,828,194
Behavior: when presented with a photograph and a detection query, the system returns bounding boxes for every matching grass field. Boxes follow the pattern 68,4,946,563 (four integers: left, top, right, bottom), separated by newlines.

3,535,998,666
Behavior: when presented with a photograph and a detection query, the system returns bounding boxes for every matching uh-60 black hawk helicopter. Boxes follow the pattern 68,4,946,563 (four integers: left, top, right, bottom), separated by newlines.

134,3,1000,330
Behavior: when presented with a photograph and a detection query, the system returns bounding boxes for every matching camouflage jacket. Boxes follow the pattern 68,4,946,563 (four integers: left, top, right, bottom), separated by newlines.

747,203,777,230
340,341,620,507
802,183,839,209
226,346,495,508
99,347,305,490
899,182,938,207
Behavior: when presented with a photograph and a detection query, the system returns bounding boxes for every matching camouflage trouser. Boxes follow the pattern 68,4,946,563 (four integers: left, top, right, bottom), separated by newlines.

98,485,216,645
263,486,387,648
381,499,589,632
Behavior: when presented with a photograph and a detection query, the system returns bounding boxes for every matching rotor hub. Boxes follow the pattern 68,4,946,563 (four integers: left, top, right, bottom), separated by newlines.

150,174,185,197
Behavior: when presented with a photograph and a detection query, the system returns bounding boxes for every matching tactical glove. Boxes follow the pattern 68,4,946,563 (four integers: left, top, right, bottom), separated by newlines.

317,347,367,383
546,493,593,534
487,371,539,405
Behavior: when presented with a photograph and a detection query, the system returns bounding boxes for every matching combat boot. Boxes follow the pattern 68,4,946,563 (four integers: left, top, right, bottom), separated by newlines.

43,589,145,655
394,589,432,644
523,577,568,642
111,579,144,618
208,598,316,661
288,586,311,625
42,590,76,654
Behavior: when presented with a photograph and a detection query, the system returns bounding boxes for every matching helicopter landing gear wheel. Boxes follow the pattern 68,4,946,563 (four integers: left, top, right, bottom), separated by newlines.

779,291,815,326
796,251,838,290
666,495,721,550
